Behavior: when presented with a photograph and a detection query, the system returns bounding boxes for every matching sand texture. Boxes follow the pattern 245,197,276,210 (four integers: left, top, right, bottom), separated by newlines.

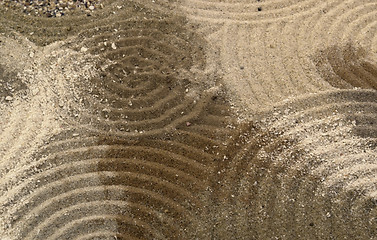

0,0,376,239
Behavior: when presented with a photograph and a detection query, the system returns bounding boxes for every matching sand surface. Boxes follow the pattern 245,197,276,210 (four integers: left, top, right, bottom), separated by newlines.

0,0,376,239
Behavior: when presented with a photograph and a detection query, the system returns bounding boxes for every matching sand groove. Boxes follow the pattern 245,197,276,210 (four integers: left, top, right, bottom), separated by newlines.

180,0,323,24
1,96,240,239
61,16,211,138
209,89,377,239
179,0,377,113
0,2,242,238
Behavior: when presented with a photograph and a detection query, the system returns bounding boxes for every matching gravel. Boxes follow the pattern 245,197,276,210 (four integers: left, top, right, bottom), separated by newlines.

5,96,13,101
0,0,102,17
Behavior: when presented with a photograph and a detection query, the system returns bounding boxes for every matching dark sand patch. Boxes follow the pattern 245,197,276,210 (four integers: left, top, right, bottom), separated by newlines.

313,43,377,90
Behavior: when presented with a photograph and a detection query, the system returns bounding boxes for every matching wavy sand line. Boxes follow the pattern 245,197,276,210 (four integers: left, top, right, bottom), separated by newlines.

1,0,376,239
180,0,377,114
180,0,323,24
208,90,376,239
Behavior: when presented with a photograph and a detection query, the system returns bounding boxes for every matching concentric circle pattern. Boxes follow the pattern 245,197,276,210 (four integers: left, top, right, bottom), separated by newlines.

182,0,377,112
212,89,377,239
313,44,377,90
0,1,243,238
1,0,377,239
63,16,209,137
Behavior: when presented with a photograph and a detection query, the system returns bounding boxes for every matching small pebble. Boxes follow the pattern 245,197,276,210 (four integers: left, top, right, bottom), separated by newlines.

111,43,117,50
80,47,88,52
32,88,39,96
5,96,13,101
0,0,102,17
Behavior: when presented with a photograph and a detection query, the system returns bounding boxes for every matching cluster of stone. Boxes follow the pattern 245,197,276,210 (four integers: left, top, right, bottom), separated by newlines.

0,0,101,17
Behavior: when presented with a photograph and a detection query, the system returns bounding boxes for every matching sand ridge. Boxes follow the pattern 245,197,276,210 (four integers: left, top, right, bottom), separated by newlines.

170,0,377,113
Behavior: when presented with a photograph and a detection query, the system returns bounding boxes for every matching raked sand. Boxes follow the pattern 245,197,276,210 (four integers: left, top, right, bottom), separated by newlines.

0,0,376,239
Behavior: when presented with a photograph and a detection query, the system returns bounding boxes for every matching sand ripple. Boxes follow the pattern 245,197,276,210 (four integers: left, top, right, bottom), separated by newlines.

0,0,376,239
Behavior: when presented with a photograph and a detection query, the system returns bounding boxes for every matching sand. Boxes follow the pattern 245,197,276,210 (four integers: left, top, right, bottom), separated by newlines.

0,0,376,239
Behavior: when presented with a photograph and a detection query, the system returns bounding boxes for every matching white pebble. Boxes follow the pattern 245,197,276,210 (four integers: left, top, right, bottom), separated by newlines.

80,47,88,52
89,6,95,10
111,43,117,50
5,96,13,101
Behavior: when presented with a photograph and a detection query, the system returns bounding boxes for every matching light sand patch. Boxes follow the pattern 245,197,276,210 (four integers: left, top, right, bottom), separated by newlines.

178,0,377,114
260,90,377,197
0,34,102,238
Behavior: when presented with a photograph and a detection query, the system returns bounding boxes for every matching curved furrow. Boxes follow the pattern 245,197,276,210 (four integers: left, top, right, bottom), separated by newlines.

75,232,136,240
75,232,135,240
306,0,364,47
21,200,181,239
262,23,300,98
326,164,377,189
18,184,191,225
2,85,235,239
170,130,226,153
11,144,209,182
66,96,208,137
330,2,377,45
372,31,377,54
2,158,205,208
87,74,159,100
262,91,377,172
313,44,377,90
44,215,160,240
180,0,323,24
0,35,99,188
268,102,377,136
256,89,377,117
217,25,272,107
308,147,376,177
284,139,376,181
208,88,377,238
278,20,329,95
295,11,332,91
75,20,202,65
303,1,377,90
137,140,215,163
78,88,182,122
82,84,171,111
230,131,375,238
10,180,196,239
3,0,377,239
198,0,377,112
357,20,377,51
343,6,377,45
0,100,51,176
239,23,288,105
58,15,210,138
259,20,325,105
181,124,233,140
